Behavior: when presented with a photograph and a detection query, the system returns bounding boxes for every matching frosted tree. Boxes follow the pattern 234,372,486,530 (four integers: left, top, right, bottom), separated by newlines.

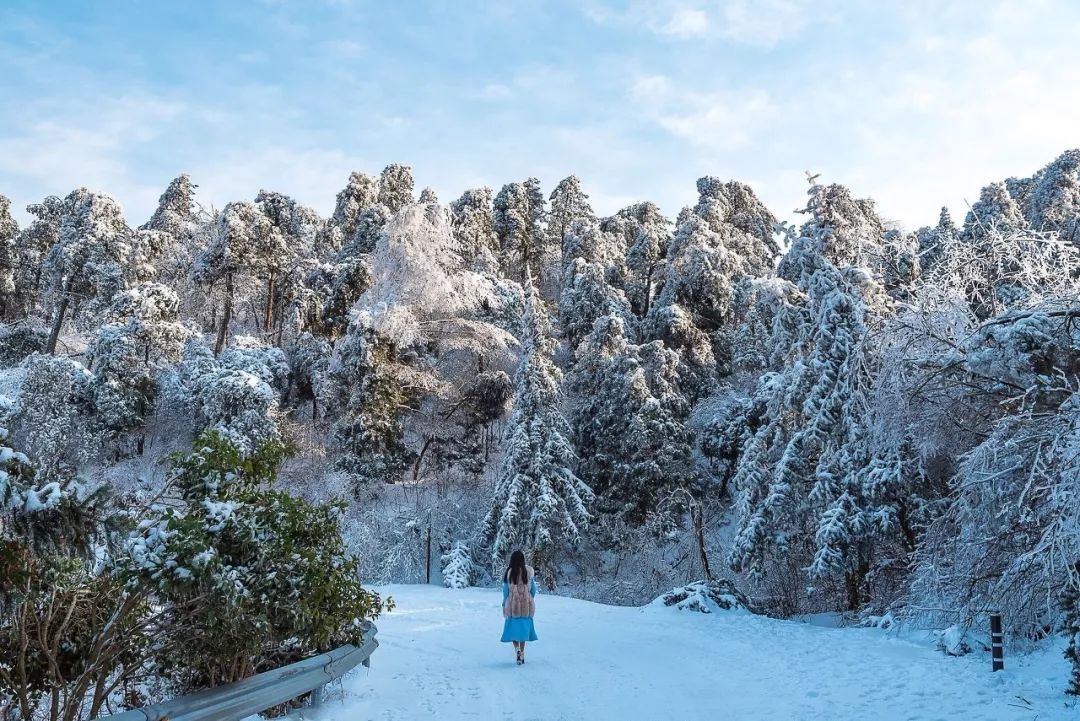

610,202,672,319
777,178,886,279
0,195,18,316
962,182,1027,240
450,187,499,270
908,309,1080,637
915,207,956,277
880,228,920,298
254,190,325,339
88,283,192,451
12,353,94,478
481,277,591,579
351,204,392,253
326,170,379,251
418,186,438,204
547,175,594,250
41,190,133,353
441,541,476,589
378,163,415,213
727,182,897,610
568,314,694,523
560,216,625,278
559,256,633,350
169,338,287,456
494,178,547,281
326,204,514,486
327,321,414,486
1027,149,1080,242
693,177,780,276
194,201,286,354
10,196,65,319
143,173,197,233
642,214,747,394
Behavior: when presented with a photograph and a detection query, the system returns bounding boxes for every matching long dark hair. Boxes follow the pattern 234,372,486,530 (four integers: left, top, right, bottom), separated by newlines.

505,550,528,585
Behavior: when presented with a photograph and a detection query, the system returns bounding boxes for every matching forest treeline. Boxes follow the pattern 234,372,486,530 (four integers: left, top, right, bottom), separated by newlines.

3,150,1080,713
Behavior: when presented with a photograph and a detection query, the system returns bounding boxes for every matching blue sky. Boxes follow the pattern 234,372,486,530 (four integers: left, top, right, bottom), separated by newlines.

1,0,1078,230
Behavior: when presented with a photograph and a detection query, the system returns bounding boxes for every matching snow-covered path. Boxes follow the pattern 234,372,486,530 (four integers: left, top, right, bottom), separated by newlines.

310,585,1070,721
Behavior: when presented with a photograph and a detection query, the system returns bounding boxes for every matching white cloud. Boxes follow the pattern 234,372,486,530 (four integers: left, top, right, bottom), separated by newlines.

322,39,364,59
718,0,808,47
662,8,709,38
631,74,774,152
586,0,811,46
0,96,187,222
474,83,514,101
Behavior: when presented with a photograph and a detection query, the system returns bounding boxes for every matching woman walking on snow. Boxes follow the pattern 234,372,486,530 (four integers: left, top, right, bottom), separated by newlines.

501,550,538,665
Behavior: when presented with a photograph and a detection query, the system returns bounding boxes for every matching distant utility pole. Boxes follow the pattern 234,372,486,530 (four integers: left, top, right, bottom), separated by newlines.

425,525,432,584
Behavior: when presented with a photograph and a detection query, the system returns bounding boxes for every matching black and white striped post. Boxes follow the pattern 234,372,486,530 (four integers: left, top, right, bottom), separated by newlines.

989,613,1004,671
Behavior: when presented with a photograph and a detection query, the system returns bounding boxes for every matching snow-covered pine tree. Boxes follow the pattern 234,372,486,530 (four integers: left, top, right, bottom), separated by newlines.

568,314,694,523
41,190,133,354
777,179,887,279
324,170,379,252
88,283,191,452
548,175,594,251
693,177,780,276
139,173,201,288
1019,149,1080,240
378,163,415,213
327,320,413,486
194,201,285,354
0,195,18,317
481,275,592,579
10,196,64,320
642,213,747,395
915,207,957,278
441,541,476,589
962,182,1027,241
12,353,94,478
608,202,671,319
494,179,547,281
728,179,896,611
450,187,499,271
142,173,198,238
254,190,326,341
559,255,633,351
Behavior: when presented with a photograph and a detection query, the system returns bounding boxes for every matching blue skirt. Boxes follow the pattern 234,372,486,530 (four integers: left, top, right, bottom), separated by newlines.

501,616,538,642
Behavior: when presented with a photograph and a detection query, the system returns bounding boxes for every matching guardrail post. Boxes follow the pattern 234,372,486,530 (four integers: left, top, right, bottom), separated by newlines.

990,613,1004,671
310,684,325,707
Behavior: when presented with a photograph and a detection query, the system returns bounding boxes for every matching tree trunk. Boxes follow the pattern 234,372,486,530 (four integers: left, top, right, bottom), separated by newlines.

693,502,713,581
264,272,275,335
45,279,73,354
214,272,234,356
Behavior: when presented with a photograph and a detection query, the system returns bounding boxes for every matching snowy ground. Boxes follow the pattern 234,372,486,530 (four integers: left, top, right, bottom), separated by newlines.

306,585,1074,721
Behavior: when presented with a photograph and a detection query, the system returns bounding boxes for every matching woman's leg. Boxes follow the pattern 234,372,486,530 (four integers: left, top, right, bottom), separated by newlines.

520,642,526,662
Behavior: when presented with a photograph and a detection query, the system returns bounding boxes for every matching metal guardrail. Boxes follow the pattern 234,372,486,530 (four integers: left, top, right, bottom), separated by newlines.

102,625,378,721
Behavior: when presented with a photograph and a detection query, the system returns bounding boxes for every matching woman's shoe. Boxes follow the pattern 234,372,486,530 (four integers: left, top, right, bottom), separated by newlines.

515,648,523,665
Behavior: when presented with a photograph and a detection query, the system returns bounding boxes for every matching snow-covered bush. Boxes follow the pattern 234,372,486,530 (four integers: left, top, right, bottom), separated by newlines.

934,625,972,657
119,432,387,692
0,428,142,721
0,324,46,367
658,580,753,614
